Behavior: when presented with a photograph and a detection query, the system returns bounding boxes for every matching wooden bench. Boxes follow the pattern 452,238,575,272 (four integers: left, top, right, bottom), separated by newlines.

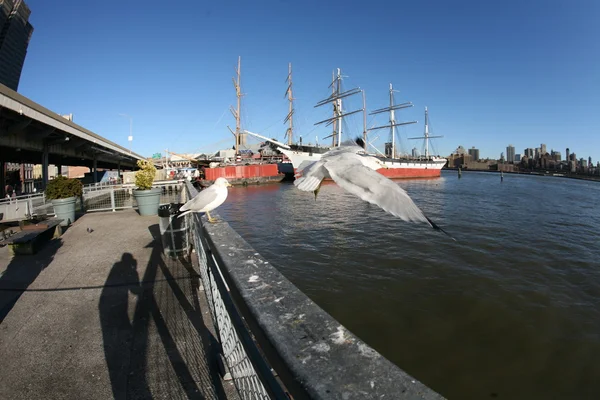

1,219,64,255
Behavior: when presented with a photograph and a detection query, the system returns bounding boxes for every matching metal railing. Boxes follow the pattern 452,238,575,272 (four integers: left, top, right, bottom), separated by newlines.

183,181,445,400
83,180,185,212
185,183,286,399
0,193,47,221
0,180,187,220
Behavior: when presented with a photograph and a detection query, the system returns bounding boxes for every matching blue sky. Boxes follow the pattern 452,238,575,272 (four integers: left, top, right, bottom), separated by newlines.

20,0,600,162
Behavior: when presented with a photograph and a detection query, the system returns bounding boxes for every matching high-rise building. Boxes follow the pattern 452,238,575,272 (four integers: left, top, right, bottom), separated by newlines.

515,154,521,162
540,143,547,156
0,0,33,91
506,144,515,163
525,148,535,159
411,147,419,157
468,146,479,161
550,150,562,162
566,148,570,162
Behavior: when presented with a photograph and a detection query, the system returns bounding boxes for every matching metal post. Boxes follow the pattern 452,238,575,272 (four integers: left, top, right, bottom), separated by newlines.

0,160,5,198
110,188,116,212
93,155,98,184
42,142,49,190
117,161,121,183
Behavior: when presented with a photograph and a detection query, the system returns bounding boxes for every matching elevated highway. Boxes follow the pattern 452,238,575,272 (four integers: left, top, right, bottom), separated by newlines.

0,83,146,192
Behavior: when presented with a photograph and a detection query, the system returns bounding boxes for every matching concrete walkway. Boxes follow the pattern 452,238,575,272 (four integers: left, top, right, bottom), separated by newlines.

0,210,228,399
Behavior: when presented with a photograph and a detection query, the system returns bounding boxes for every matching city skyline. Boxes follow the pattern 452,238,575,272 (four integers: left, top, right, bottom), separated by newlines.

453,142,595,164
15,0,600,161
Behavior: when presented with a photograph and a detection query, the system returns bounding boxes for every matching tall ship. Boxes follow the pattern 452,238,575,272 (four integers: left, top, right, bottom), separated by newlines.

266,68,446,178
369,83,447,178
201,57,285,186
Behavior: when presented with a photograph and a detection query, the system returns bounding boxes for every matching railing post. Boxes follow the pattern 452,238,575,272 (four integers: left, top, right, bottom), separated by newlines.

110,189,116,212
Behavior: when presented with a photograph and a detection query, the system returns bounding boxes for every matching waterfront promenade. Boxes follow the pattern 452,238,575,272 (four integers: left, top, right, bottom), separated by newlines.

0,210,230,399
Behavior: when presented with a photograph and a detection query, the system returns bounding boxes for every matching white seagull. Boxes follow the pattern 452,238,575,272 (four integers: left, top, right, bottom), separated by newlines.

294,145,454,239
178,177,232,222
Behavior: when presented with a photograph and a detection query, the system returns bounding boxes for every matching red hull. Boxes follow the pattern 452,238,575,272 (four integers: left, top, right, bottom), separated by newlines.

376,167,442,179
203,164,284,186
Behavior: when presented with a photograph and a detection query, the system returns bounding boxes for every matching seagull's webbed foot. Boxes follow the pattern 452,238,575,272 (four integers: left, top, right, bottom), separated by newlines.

206,210,218,224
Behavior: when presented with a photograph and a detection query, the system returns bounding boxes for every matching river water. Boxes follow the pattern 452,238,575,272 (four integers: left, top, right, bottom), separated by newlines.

217,170,600,399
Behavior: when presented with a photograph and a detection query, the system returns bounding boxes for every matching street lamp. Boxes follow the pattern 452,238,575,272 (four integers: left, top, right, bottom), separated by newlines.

119,113,133,154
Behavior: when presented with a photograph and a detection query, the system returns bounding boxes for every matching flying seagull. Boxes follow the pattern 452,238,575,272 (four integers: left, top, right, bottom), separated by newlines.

294,144,455,240
178,177,232,222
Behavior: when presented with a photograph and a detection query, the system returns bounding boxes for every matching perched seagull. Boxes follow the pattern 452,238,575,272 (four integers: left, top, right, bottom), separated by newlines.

178,177,232,222
294,144,454,239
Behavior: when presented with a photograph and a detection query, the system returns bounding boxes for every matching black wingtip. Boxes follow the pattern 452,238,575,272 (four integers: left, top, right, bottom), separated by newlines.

355,136,365,148
425,216,457,241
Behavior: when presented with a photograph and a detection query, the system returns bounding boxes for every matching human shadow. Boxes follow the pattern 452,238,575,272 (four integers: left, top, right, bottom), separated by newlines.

0,238,63,323
125,224,226,399
99,252,142,400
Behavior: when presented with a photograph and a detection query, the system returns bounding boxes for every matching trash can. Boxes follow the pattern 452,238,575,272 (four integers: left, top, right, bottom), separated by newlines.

158,203,189,259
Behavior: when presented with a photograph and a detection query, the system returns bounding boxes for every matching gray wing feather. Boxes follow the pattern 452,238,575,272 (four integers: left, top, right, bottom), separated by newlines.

324,153,429,224
294,159,329,192
180,186,219,212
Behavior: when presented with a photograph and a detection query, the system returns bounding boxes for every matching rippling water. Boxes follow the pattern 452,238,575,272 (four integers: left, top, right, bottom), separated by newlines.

217,170,600,399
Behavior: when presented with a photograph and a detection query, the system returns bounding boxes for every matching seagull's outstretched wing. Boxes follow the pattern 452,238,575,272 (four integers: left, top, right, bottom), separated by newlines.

294,145,363,192
179,186,219,216
324,152,429,224
294,159,329,192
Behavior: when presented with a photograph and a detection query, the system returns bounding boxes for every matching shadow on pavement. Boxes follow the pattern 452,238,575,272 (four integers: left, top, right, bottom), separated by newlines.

100,223,226,399
0,238,63,323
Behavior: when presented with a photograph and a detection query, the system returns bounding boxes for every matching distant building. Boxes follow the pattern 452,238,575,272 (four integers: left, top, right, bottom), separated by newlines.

468,146,480,161
0,0,34,91
534,148,540,160
515,154,521,162
500,152,505,163
453,145,467,155
4,161,34,194
506,145,515,163
540,143,547,155
550,150,561,162
570,152,577,162
524,148,535,159
566,148,570,162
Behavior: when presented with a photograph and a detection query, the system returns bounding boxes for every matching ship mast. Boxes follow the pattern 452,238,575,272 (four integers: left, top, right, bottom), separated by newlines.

227,56,243,156
369,83,416,158
362,90,367,150
314,68,363,147
284,63,294,146
408,107,443,159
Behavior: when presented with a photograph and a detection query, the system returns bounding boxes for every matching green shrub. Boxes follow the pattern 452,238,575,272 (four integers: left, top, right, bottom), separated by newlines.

134,159,156,190
45,175,83,200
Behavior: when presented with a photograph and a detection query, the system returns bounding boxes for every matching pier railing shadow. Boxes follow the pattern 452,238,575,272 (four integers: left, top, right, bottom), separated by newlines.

99,224,226,399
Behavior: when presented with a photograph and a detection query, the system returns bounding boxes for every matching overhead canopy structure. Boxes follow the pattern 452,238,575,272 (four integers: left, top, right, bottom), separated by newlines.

0,83,144,171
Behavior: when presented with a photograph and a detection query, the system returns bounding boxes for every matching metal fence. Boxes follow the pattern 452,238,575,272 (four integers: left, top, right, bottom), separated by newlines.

82,180,185,212
0,180,187,221
0,193,47,221
184,182,288,400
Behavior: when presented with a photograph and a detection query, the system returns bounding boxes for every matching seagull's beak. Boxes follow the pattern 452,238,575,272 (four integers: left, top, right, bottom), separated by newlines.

227,183,233,187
